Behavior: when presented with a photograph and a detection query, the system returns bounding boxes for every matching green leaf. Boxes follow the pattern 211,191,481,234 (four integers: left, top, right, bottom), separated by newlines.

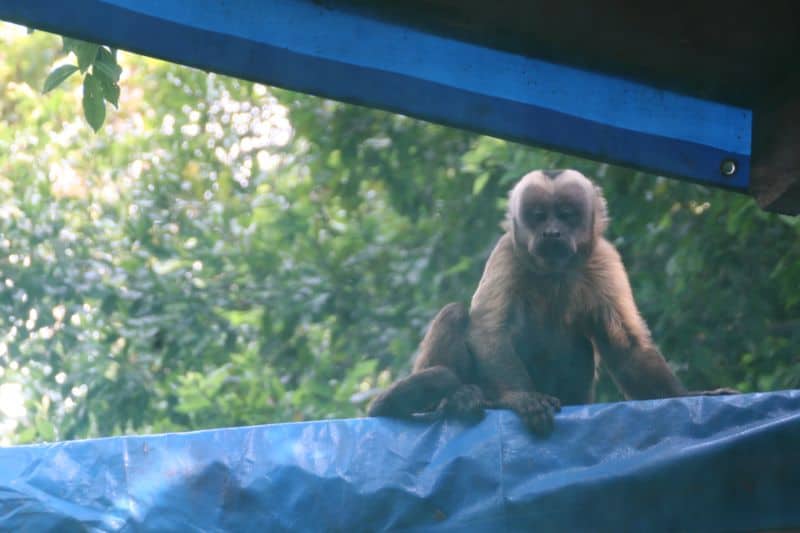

96,73,120,108
74,41,100,73
441,256,471,278
220,308,263,327
472,172,490,195
42,64,79,94
82,73,106,132
62,36,79,53
35,417,56,441
94,47,122,82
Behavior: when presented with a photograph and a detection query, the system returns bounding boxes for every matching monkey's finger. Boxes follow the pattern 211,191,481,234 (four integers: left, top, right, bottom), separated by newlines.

446,401,486,421
437,395,486,422
534,393,561,413
543,403,557,428
520,403,555,435
530,411,554,436
545,395,562,412
542,414,555,435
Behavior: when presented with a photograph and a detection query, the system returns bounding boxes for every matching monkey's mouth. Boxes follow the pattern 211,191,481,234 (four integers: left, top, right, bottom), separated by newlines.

537,240,573,264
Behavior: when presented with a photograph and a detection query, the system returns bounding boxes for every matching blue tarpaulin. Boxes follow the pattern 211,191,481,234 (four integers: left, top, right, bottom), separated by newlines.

0,0,752,191
1,391,799,531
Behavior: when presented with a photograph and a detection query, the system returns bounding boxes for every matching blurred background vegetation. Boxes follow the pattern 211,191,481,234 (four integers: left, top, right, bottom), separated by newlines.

1,24,798,444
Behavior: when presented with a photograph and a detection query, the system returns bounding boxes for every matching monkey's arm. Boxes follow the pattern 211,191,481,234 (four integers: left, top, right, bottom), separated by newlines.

468,303,561,435
589,242,687,399
589,242,738,399
592,316,687,399
467,235,561,434
593,316,738,399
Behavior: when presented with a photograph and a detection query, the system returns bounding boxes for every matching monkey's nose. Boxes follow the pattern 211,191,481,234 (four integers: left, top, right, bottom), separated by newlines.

543,229,561,239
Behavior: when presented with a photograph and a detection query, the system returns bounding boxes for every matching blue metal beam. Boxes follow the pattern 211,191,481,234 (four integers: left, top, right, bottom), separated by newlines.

0,0,752,189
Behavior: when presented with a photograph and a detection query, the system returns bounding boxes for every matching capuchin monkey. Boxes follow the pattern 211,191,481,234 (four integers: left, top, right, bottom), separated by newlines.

368,169,735,435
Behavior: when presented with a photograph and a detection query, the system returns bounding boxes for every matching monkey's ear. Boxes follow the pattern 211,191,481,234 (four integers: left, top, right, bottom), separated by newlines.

592,184,610,236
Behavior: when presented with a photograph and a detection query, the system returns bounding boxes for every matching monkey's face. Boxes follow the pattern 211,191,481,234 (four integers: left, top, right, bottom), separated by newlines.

510,170,598,273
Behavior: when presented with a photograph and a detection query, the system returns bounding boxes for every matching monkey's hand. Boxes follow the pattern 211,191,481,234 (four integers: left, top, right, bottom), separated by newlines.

492,391,561,436
437,384,486,421
691,387,739,396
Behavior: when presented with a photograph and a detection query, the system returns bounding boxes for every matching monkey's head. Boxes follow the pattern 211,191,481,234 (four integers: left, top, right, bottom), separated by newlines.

508,169,608,273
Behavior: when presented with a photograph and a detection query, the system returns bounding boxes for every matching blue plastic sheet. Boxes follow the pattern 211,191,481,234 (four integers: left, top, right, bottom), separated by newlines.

1,391,799,531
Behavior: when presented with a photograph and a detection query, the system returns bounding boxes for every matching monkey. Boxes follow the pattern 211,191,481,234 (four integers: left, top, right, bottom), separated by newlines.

368,169,735,435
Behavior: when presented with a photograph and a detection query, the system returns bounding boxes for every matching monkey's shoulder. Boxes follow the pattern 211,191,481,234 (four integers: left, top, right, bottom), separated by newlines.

469,234,517,312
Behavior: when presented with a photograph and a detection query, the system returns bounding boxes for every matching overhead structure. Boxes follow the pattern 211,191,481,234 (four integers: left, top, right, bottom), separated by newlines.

1,0,798,212
1,392,799,531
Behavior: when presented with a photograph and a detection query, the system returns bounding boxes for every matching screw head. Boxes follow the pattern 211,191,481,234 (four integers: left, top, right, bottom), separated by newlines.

720,159,737,177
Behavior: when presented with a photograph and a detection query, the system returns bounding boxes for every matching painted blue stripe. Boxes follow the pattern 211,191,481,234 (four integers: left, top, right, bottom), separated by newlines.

0,0,752,189
105,0,751,157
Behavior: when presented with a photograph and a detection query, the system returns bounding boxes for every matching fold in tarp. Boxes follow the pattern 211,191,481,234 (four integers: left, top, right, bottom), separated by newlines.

1,391,799,531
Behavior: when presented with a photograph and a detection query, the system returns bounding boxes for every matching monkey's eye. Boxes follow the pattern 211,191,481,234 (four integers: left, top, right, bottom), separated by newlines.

556,207,578,223
525,209,547,224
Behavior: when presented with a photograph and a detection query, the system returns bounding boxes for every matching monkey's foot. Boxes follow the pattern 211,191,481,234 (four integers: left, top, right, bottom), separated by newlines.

366,394,394,417
437,384,486,421
496,391,561,436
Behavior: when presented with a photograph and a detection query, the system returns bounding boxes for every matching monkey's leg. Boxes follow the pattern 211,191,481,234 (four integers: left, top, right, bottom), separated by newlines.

369,302,485,419
367,365,462,417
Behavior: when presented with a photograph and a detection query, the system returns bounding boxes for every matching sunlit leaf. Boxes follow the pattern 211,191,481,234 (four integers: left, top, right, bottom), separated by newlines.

98,76,120,108
62,36,80,53
472,172,490,195
74,41,100,73
94,47,122,82
82,73,105,131
42,64,79,93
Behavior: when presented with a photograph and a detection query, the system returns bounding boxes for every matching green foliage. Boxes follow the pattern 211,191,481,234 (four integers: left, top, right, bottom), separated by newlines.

41,36,120,131
82,73,105,130
42,64,78,93
1,23,798,445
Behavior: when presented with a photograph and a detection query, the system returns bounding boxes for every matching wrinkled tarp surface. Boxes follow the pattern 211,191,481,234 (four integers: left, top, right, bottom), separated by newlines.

1,391,799,532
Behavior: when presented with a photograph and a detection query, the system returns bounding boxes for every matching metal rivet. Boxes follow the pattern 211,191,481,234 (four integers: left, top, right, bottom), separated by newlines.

720,159,737,177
